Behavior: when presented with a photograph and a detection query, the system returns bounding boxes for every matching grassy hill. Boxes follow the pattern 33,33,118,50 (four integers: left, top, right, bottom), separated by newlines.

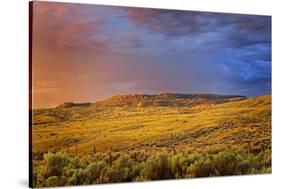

33,94,270,156
56,93,247,108
31,93,271,187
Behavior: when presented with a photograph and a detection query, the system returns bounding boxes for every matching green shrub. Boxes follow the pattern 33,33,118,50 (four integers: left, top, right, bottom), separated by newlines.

102,155,135,182
140,153,173,180
131,162,145,181
212,151,239,175
255,150,271,167
84,161,106,184
170,153,200,178
236,160,251,174
42,152,70,178
69,157,85,169
59,176,68,186
67,168,86,185
45,175,68,187
46,176,59,187
186,158,216,177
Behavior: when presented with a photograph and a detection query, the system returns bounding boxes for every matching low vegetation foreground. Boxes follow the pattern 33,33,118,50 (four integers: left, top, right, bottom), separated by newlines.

31,93,271,187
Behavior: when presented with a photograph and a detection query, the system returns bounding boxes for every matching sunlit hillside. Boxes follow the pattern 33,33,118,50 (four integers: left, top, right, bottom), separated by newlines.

31,94,271,187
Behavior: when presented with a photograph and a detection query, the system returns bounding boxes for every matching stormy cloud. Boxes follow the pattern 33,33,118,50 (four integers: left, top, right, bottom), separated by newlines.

32,2,271,108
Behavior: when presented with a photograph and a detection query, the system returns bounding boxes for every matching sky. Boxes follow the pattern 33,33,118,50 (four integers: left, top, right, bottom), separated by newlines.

32,1,271,108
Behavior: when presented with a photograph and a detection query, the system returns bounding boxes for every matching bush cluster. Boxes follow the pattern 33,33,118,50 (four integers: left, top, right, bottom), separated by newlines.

33,148,271,187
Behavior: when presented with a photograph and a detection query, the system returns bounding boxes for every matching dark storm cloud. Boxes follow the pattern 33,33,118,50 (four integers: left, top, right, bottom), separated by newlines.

124,8,271,49
33,2,271,107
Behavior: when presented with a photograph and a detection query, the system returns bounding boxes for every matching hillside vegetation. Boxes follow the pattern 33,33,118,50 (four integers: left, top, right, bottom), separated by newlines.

31,94,271,187
56,93,247,108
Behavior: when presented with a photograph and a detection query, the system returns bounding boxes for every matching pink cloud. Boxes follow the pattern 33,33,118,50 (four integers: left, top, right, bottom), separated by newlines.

33,1,108,50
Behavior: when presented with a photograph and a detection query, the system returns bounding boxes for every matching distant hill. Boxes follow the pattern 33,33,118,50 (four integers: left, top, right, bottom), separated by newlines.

56,93,247,108
56,102,91,108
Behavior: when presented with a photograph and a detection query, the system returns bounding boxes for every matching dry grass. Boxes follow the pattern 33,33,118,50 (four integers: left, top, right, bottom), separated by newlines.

31,94,271,187
32,95,271,161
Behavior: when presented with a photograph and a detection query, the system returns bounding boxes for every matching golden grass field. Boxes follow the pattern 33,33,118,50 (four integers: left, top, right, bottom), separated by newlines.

31,94,271,187
32,94,271,158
